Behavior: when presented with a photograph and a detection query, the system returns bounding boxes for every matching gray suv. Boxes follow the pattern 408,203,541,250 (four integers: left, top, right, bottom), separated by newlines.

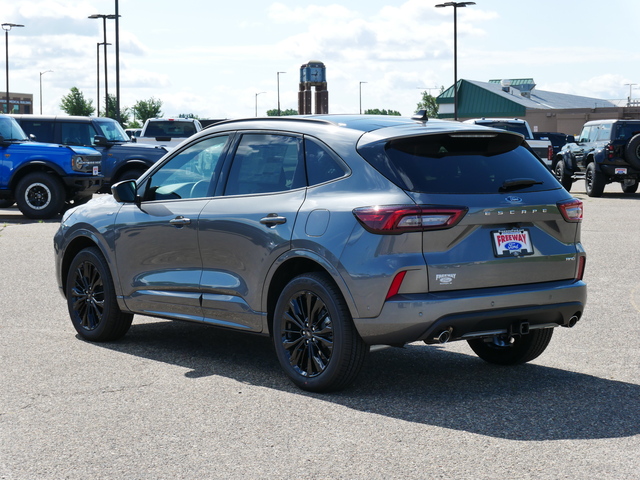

54,113,587,392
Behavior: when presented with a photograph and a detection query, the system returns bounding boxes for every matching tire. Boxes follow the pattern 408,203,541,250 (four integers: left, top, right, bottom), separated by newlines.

15,172,66,219
273,272,368,392
66,247,133,342
467,328,554,365
624,134,640,170
0,198,15,208
585,162,606,197
553,159,573,191
622,181,639,194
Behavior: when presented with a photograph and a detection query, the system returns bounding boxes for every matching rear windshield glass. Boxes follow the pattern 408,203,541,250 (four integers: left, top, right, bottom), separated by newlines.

612,123,640,141
145,121,197,138
359,133,560,194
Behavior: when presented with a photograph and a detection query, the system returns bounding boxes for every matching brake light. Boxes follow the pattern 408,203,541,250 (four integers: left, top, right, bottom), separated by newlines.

606,143,614,159
558,198,583,223
353,205,467,234
547,145,553,161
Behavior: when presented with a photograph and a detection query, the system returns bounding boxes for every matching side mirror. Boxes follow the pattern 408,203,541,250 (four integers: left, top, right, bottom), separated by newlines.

29,133,37,141
111,180,138,204
93,135,109,146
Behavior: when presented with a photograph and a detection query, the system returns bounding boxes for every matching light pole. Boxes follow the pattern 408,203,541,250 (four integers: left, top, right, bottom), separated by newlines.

114,0,121,123
435,2,474,120
255,91,265,117
88,14,116,117
96,42,111,116
39,70,53,114
2,23,25,114
359,81,367,114
277,71,286,116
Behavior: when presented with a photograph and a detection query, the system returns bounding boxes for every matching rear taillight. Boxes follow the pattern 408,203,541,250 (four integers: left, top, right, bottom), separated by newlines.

606,143,614,159
547,145,553,161
558,198,583,223
353,205,467,234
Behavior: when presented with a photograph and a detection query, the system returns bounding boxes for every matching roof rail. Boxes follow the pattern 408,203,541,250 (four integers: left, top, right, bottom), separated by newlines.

203,116,338,129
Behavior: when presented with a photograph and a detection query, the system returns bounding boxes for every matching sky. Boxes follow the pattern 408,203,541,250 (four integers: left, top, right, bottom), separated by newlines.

4,0,640,122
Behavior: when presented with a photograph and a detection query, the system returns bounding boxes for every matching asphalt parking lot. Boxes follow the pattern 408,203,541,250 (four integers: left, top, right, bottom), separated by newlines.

1,184,638,480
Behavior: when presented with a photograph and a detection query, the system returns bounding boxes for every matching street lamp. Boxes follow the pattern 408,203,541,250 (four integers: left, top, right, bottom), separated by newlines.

2,23,25,114
39,70,53,114
96,42,111,116
88,14,117,117
255,91,265,117
114,0,121,123
277,71,286,116
359,81,367,114
435,1,475,120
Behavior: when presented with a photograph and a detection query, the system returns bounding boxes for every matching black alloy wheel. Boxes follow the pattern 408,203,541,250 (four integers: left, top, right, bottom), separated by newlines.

67,247,133,342
273,272,368,392
585,162,606,197
15,172,65,219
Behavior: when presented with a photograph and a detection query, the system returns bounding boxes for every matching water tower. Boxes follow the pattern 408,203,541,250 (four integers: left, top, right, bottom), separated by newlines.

298,60,328,114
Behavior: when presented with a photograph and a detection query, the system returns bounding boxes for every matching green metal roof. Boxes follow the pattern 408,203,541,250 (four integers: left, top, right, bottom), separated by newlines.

437,80,525,119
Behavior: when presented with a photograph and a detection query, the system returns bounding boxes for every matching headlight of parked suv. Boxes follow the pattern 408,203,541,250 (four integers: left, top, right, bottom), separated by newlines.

71,155,101,173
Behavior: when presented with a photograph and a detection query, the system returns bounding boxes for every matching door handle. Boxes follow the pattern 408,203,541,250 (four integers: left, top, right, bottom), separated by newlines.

170,216,191,227
260,213,287,226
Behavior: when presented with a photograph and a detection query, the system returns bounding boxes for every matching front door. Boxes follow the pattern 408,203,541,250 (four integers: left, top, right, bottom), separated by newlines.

114,134,230,321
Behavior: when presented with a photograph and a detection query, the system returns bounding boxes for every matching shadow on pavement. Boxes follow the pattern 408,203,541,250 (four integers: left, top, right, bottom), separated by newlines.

88,318,640,442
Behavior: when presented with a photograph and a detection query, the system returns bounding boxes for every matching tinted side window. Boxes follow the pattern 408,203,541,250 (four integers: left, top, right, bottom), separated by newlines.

19,120,55,143
578,126,593,143
60,122,95,146
595,124,612,141
144,135,229,201
224,134,304,195
305,137,347,186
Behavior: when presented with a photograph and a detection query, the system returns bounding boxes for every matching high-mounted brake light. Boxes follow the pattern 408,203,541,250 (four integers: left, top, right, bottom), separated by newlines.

558,198,583,223
353,205,468,234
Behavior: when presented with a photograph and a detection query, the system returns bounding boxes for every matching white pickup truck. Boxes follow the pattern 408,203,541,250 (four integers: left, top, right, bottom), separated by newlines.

136,118,203,149
463,118,553,167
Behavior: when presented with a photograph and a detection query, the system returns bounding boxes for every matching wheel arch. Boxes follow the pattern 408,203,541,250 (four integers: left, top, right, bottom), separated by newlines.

59,232,110,298
111,159,152,181
263,251,358,337
9,161,65,191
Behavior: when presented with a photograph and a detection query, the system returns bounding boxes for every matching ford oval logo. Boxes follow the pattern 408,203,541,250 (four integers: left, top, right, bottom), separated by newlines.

505,242,522,250
505,196,523,204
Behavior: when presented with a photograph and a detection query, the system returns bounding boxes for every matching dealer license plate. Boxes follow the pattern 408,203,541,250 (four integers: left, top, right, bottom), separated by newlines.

492,228,534,257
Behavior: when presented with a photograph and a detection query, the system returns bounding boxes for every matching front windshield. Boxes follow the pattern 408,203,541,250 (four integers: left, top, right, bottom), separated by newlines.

0,116,28,141
94,118,130,142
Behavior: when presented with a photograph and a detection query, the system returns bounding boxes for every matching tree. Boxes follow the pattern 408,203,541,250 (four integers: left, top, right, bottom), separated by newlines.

131,97,163,124
416,88,443,118
266,108,298,116
364,108,401,116
59,87,95,116
103,94,130,126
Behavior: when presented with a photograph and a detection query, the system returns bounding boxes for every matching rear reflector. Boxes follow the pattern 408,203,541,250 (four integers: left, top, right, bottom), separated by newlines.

576,256,586,280
386,271,408,300
558,198,583,223
353,205,467,234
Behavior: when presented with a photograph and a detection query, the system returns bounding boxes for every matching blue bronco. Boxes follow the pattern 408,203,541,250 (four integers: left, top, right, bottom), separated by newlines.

0,115,103,219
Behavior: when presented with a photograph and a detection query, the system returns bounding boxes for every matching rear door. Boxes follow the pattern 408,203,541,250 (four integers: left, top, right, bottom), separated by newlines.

197,132,306,331
382,133,581,292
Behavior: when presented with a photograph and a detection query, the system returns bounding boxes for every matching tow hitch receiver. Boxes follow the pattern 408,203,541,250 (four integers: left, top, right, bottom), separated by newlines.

510,321,530,336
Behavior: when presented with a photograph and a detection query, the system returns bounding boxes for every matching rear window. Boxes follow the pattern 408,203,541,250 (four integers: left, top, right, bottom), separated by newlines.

145,121,197,138
359,132,560,194
612,123,640,141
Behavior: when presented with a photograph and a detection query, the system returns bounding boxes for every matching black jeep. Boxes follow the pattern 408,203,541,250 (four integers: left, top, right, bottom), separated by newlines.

554,119,640,197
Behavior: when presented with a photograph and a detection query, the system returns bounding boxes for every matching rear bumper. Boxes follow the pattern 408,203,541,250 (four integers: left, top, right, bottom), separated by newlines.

353,280,587,345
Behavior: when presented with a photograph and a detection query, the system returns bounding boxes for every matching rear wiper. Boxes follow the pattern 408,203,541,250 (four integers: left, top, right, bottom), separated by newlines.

499,178,543,191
